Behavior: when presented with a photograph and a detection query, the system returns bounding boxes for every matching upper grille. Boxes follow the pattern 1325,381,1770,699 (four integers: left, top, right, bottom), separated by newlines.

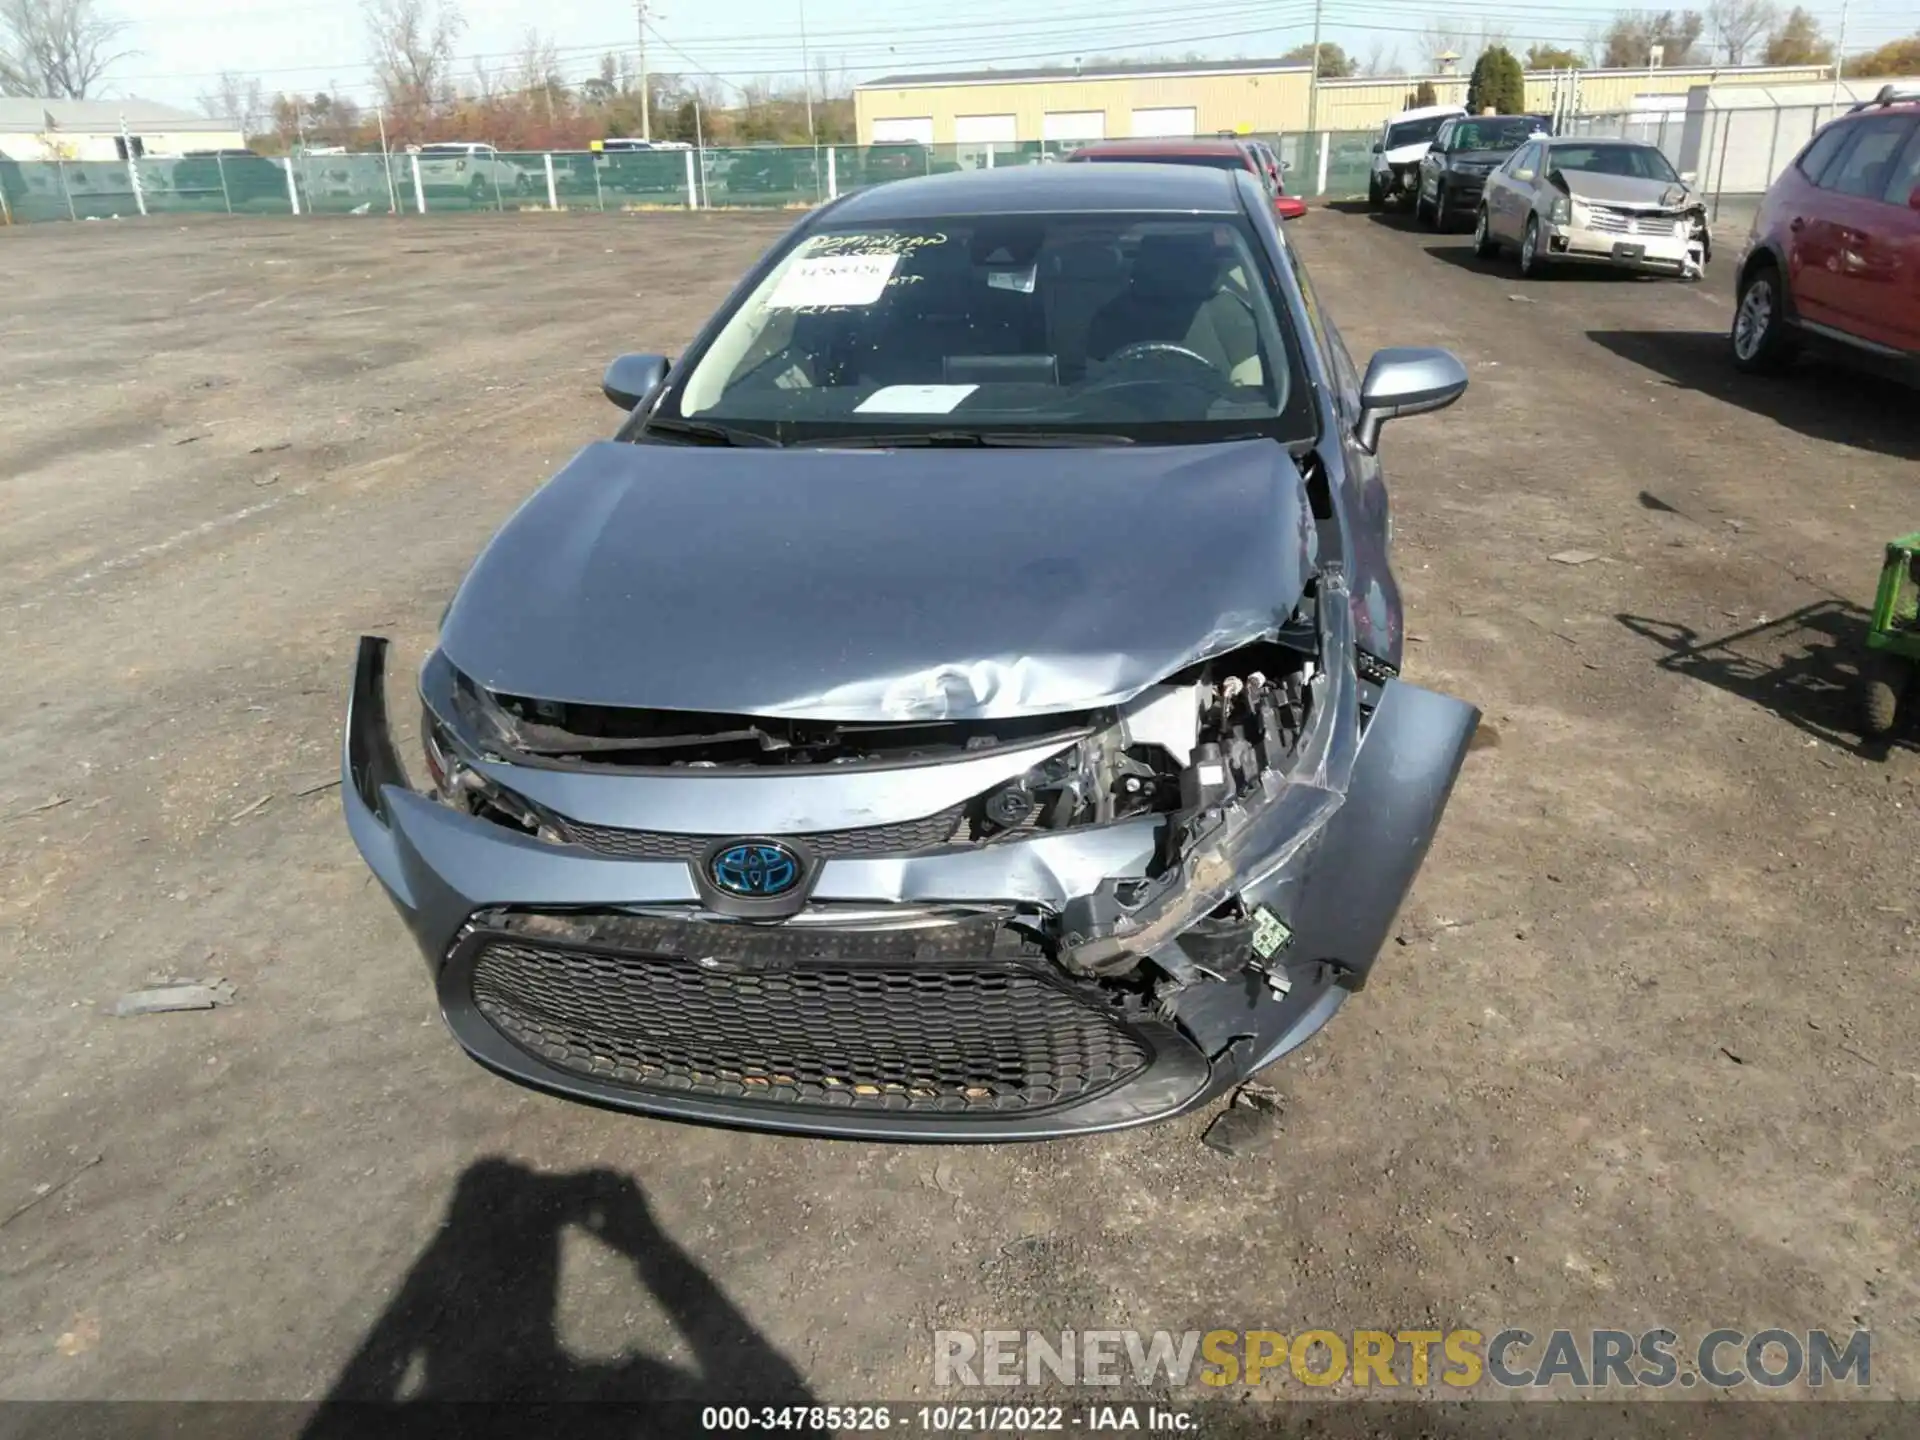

553,803,967,860
1584,206,1678,238
464,934,1150,1114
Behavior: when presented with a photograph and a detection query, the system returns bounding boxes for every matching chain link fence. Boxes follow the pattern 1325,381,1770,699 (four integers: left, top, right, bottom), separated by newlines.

2,133,1393,226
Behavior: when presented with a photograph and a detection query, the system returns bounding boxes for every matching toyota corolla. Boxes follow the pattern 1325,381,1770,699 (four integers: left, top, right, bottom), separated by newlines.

342,162,1481,1140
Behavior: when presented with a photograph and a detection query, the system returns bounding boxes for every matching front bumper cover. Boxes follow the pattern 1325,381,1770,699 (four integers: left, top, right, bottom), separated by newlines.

343,597,1478,1140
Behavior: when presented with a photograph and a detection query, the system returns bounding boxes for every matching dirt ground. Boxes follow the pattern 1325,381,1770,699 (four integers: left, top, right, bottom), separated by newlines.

2,206,1917,1420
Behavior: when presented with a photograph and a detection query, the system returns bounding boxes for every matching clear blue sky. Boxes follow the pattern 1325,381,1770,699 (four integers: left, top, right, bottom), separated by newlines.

106,0,1915,113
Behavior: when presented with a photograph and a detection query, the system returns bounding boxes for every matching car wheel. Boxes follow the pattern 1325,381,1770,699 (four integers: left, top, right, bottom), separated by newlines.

1415,184,1434,226
1731,262,1798,374
1518,216,1545,277
466,177,488,204
1472,206,1498,257
1367,174,1384,209
515,173,533,195
1432,182,1451,230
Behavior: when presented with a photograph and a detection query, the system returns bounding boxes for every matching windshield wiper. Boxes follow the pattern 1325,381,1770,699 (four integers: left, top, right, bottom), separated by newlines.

791,430,1134,449
641,416,780,447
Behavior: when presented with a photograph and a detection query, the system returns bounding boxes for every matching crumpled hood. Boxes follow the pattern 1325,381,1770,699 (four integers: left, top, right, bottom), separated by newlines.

439,438,1318,722
1557,170,1695,208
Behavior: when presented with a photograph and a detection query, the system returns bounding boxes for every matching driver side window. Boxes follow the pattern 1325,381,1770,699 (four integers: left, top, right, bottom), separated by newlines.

1432,121,1454,154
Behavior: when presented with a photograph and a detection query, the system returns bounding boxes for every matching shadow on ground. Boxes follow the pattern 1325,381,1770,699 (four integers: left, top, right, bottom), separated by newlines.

1618,600,1911,759
301,1158,822,1437
1589,328,1920,461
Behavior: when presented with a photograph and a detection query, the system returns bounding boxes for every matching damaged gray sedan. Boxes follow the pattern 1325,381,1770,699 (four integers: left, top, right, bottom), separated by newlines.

343,162,1480,1140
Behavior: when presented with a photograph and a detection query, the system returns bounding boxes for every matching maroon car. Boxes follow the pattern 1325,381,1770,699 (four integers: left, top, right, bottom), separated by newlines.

1067,137,1308,222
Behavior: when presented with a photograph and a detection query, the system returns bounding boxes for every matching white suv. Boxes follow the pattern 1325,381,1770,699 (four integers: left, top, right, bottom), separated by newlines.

1370,104,1467,209
414,143,533,200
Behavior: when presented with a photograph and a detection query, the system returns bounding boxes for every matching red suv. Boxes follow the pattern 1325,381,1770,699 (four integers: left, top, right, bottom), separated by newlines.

1067,137,1308,223
1732,84,1920,376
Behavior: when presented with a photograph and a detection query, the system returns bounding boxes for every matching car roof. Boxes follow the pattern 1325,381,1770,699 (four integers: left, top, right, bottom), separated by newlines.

1390,105,1467,123
825,161,1245,221
1071,137,1251,159
1543,135,1658,148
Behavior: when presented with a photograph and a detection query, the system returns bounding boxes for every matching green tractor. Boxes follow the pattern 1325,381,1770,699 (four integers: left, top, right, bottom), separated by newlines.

1861,532,1920,736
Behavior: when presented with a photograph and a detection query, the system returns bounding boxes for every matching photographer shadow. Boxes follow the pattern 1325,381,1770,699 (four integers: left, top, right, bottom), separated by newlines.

302,1157,820,1438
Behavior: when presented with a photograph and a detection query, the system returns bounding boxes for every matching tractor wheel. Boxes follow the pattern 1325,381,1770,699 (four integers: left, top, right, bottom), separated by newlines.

1860,653,1909,737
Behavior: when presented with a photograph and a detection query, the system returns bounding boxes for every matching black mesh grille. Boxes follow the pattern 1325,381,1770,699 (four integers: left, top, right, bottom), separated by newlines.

553,803,967,861
465,937,1149,1114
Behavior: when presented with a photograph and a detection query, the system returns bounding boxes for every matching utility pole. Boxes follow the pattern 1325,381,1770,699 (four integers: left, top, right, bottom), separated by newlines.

1304,0,1324,136
1830,0,1849,111
636,0,651,142
799,0,816,145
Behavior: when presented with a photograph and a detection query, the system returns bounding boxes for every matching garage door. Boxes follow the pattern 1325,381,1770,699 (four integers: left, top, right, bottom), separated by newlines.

1043,110,1106,142
954,114,1016,144
872,117,934,145
1131,106,1197,138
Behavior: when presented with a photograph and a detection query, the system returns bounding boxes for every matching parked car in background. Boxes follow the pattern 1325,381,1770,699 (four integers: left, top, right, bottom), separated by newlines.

414,143,533,201
1369,104,1466,209
1068,137,1307,222
173,149,288,204
1472,136,1709,279
725,147,820,195
597,137,684,195
1416,113,1549,230
342,162,1478,1141
1731,84,1920,378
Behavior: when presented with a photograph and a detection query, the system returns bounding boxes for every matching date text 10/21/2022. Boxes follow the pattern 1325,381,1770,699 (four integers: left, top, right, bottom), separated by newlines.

698,1406,1196,1432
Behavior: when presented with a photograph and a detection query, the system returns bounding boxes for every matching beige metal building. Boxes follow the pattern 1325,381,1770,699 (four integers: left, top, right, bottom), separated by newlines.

854,59,1833,146
0,99,242,162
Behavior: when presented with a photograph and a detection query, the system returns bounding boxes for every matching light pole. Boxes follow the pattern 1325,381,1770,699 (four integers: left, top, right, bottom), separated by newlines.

636,0,651,142
1304,0,1324,136
799,0,816,145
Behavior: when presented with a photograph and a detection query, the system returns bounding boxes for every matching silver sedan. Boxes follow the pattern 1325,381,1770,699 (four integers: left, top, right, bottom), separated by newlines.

1471,137,1710,280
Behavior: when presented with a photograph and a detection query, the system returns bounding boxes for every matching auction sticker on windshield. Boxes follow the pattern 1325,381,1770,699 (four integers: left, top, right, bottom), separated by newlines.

767,254,901,309
854,384,979,414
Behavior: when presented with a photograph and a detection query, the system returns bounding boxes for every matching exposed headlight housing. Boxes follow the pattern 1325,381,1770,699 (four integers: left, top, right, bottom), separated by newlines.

1549,194,1572,225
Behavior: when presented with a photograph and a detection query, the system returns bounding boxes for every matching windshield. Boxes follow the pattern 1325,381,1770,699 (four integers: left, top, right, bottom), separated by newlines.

1078,150,1251,173
660,212,1310,446
1548,143,1679,181
1451,117,1542,151
1386,115,1451,148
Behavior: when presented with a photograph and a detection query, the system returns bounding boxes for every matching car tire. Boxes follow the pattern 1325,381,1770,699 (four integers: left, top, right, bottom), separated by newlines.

466,177,489,204
1518,216,1546,278
515,173,534,195
1432,182,1451,230
1472,206,1498,258
1367,174,1384,209
1415,185,1434,226
1731,261,1798,374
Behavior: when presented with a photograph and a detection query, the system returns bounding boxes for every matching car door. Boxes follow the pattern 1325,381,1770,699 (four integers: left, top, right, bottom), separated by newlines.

1420,120,1454,202
1807,115,1920,351
1876,123,1920,353
1789,116,1915,334
1492,143,1539,241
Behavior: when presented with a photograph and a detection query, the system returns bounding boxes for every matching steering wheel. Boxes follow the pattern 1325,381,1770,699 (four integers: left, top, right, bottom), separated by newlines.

1103,340,1222,377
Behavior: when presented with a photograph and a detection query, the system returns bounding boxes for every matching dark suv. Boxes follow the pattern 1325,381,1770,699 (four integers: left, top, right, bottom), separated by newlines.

1416,113,1550,230
1732,85,1920,376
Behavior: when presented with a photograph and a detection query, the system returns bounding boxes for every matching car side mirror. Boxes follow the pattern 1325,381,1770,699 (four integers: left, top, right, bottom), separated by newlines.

1355,347,1468,454
1279,159,1293,172
1371,141,1383,154
602,353,670,411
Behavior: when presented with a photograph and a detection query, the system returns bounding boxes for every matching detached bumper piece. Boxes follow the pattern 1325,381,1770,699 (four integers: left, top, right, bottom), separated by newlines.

440,911,1211,1140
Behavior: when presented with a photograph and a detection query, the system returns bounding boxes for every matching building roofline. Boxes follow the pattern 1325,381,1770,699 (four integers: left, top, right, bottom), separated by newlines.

857,59,1832,93
858,59,1313,90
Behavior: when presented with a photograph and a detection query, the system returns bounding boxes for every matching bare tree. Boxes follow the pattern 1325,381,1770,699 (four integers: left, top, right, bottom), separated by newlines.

364,0,463,115
197,69,267,136
1707,0,1776,62
1364,40,1405,75
0,0,131,98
